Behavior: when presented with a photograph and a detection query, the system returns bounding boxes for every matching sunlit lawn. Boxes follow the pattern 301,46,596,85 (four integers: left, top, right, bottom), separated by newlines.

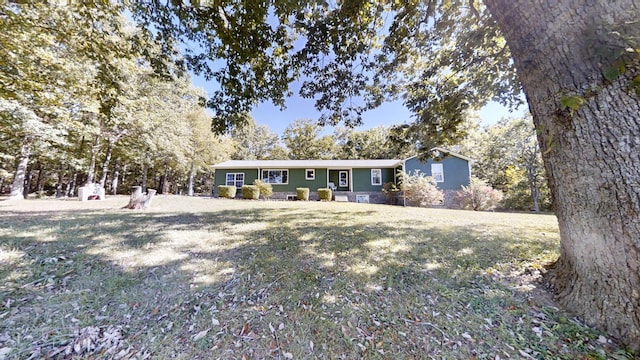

0,196,631,359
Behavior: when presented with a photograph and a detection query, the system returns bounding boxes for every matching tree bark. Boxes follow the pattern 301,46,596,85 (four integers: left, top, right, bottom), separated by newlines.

485,0,640,349
55,165,65,198
111,161,119,195
99,140,114,188
141,163,148,193
67,172,77,198
86,135,100,185
187,161,195,196
9,140,31,200
22,164,32,199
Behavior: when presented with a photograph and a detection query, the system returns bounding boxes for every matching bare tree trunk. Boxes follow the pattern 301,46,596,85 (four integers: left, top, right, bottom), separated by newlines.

187,161,195,196
55,165,65,198
141,163,148,193
86,135,100,185
99,140,114,188
526,165,541,212
9,140,31,200
35,163,45,194
111,161,119,195
22,165,32,199
67,172,78,198
486,0,640,348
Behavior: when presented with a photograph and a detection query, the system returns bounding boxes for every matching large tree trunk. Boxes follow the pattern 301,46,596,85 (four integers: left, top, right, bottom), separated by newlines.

485,0,640,349
9,140,31,200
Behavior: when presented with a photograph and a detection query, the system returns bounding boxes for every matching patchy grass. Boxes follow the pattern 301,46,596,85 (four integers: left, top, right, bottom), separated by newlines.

0,196,633,359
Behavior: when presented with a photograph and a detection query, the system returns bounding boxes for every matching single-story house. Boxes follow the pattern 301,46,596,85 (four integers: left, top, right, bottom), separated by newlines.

213,147,472,204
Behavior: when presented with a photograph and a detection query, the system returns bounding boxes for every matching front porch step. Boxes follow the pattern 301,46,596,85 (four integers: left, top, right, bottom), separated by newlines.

334,195,349,202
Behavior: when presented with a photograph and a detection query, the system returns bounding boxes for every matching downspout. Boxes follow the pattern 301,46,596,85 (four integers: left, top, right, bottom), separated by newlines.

349,169,353,192
402,160,406,207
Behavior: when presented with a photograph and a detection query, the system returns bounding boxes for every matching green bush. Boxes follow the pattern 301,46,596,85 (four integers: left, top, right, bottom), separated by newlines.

317,188,332,201
242,185,260,200
218,185,237,199
296,187,310,201
254,179,273,199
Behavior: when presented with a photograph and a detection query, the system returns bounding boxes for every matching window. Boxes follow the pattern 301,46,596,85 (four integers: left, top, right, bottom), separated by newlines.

339,171,348,187
431,163,444,182
305,169,315,180
262,169,288,184
371,169,382,186
226,173,245,188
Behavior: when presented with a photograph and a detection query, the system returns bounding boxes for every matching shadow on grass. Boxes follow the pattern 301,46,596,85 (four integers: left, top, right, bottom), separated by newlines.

1,204,613,359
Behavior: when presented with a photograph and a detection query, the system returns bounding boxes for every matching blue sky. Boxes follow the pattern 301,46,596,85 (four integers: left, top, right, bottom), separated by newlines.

192,75,526,136
249,93,526,136
190,70,526,136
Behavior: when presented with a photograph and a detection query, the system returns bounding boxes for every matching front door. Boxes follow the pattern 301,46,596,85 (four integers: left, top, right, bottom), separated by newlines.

329,170,350,191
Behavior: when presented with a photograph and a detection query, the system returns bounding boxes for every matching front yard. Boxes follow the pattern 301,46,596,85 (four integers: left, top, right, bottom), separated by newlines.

0,196,632,359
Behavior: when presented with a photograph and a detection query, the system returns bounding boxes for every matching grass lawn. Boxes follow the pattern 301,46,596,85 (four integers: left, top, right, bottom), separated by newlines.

0,196,633,359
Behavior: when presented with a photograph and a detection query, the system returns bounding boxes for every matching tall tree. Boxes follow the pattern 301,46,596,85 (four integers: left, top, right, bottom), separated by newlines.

483,2,639,347
230,115,286,160
0,3,101,199
282,119,337,159
465,117,550,211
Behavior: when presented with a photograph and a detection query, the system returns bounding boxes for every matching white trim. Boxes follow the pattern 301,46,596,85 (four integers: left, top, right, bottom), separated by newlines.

214,159,403,169
371,168,382,186
339,171,349,187
403,147,473,162
431,163,444,183
261,169,289,185
225,172,245,188
305,168,315,180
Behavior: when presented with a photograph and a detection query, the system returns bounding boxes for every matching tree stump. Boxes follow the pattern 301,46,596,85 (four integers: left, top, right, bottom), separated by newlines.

124,186,156,209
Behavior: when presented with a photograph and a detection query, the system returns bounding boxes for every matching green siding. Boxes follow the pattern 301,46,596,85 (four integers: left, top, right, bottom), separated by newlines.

215,166,399,194
351,168,395,192
261,168,328,192
213,169,259,194
404,155,470,190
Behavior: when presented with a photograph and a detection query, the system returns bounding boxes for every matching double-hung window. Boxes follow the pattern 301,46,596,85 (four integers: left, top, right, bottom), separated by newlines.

226,173,245,188
262,169,288,184
371,169,382,186
431,163,444,182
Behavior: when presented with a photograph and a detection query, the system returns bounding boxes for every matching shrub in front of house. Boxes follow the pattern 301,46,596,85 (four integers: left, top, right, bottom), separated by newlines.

296,187,310,201
317,188,332,201
242,185,260,200
399,170,444,207
218,185,236,199
254,179,273,199
452,177,503,211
